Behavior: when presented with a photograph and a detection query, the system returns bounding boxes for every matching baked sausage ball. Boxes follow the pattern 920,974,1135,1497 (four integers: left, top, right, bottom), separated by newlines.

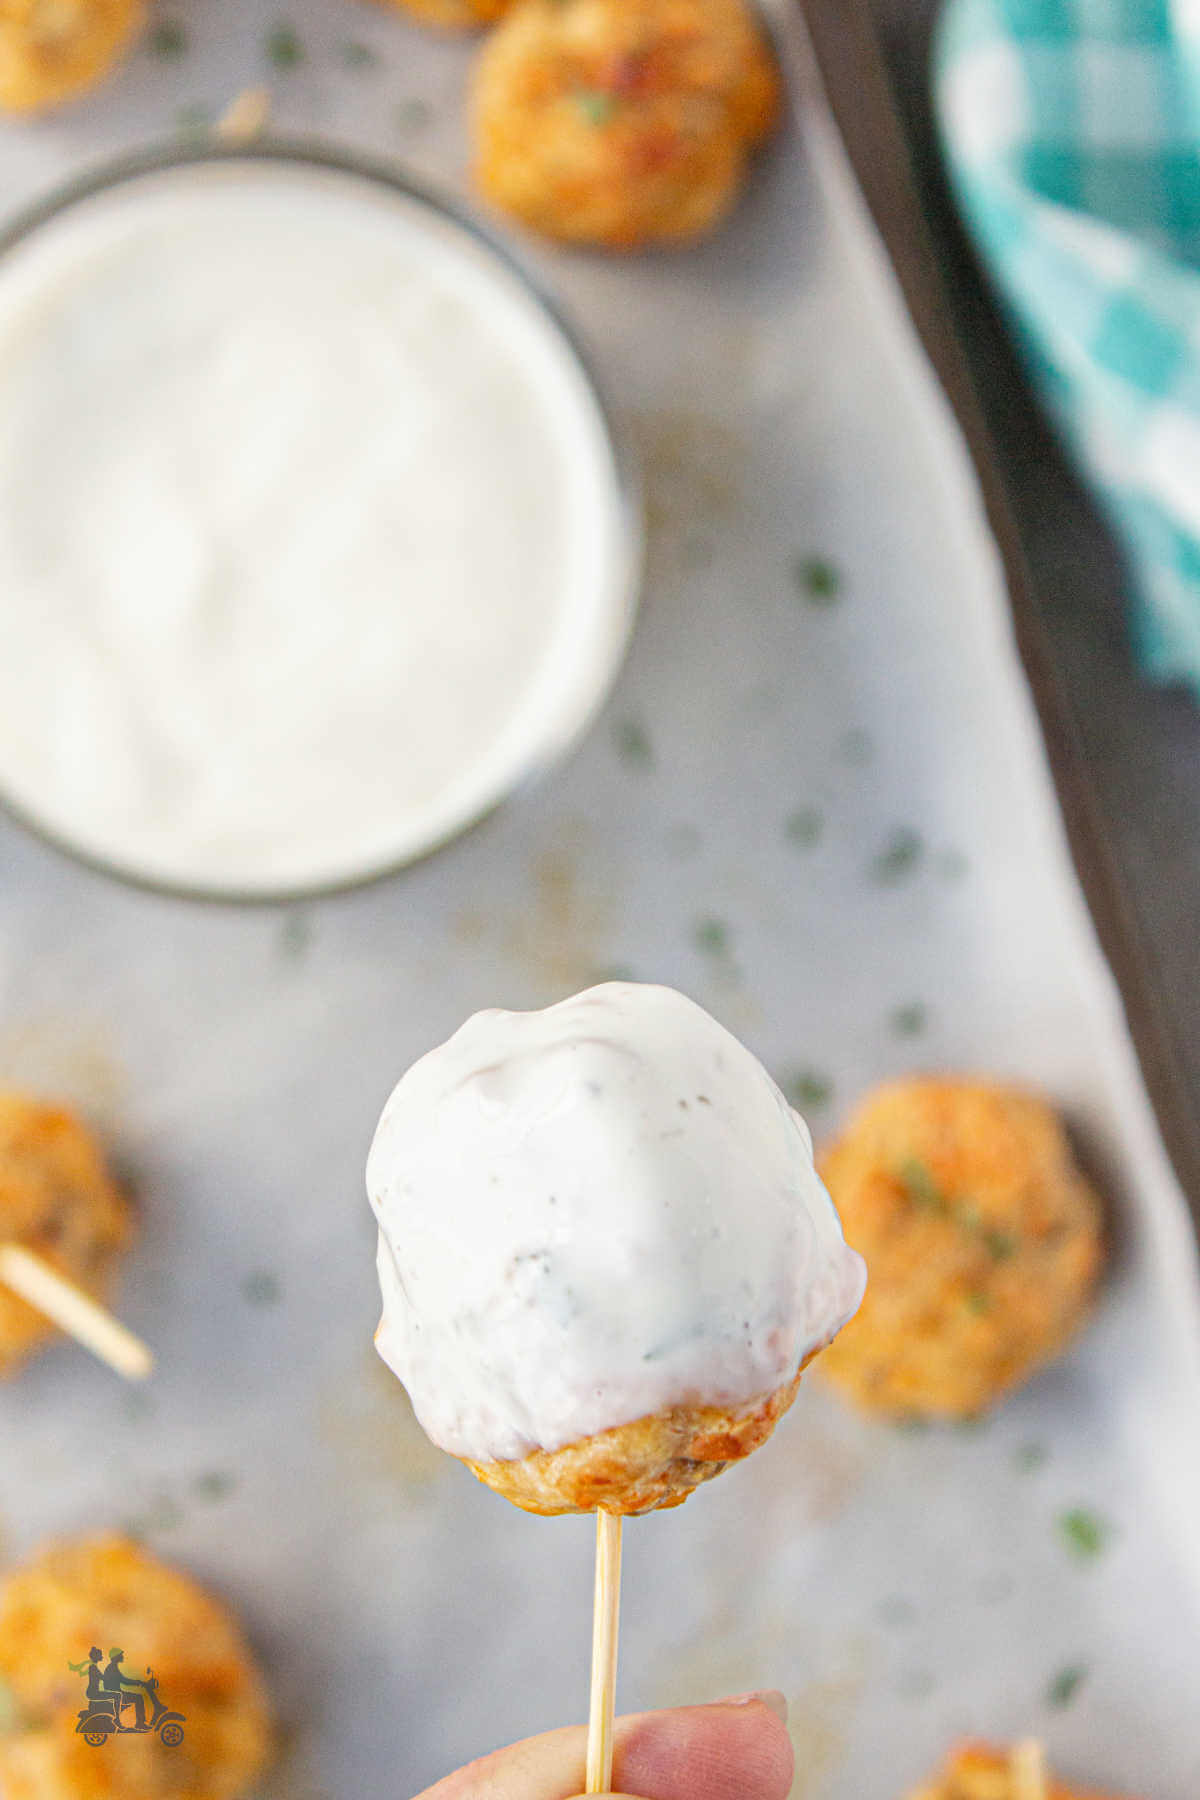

369,984,865,1516
0,1535,273,1800
470,0,780,249
371,0,512,33
0,1093,134,1378
818,1078,1104,1421
909,1741,1138,1800
0,0,144,115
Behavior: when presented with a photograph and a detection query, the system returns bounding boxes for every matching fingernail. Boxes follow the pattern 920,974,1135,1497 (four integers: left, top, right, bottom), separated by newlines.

712,1689,788,1722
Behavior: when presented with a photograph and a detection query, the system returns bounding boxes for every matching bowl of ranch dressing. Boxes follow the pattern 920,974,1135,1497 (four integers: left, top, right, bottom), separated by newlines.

0,145,640,900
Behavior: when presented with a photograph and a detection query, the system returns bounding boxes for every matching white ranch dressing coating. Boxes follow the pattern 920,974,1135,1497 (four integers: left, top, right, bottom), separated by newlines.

368,983,866,1463
0,161,630,894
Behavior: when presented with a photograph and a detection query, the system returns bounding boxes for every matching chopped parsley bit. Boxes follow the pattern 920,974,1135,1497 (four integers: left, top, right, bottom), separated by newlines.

265,22,304,69
784,806,823,848
964,1291,991,1315
895,1415,930,1434
871,827,924,883
396,97,433,133
839,726,874,765
1047,1663,1089,1709
983,1226,1018,1262
340,39,378,68
150,18,188,57
665,823,701,859
575,88,617,125
890,1001,927,1036
1015,1441,1048,1473
793,554,841,605
877,1594,915,1628
130,1492,184,1536
590,963,635,985
900,1158,948,1214
242,1270,281,1308
896,1668,934,1699
279,911,311,962
614,717,653,768
1058,1507,1110,1561
783,1069,832,1111
176,102,212,138
194,1470,237,1503
693,916,730,957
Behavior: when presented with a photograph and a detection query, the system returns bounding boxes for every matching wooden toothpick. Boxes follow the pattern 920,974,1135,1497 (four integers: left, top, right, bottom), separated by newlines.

585,1510,623,1794
1011,1739,1049,1800
0,1244,153,1381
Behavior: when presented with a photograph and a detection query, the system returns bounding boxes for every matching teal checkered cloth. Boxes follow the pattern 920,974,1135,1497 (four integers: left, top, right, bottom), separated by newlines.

935,0,1200,696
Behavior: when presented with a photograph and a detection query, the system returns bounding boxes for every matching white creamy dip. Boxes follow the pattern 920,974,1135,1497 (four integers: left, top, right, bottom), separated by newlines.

0,159,631,894
368,983,866,1464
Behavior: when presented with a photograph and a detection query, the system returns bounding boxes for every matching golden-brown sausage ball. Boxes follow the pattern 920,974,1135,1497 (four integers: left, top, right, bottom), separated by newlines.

0,1535,273,1800
908,1741,1139,1800
466,1351,826,1515
372,0,512,32
0,0,145,115
0,1094,133,1378
471,0,780,249
818,1078,1104,1421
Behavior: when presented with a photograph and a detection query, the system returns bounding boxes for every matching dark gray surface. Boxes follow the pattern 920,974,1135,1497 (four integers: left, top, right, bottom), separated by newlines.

862,0,1200,1169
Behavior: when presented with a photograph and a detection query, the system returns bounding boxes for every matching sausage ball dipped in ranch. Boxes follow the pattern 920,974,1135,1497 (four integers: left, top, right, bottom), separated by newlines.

366,982,866,1515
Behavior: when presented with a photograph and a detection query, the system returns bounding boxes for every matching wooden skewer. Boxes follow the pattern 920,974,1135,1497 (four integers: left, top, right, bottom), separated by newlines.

585,1509,623,1794
1010,1738,1049,1800
0,1244,153,1381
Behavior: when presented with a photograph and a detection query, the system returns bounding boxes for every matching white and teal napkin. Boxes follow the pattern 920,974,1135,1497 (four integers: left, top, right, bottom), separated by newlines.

936,0,1200,696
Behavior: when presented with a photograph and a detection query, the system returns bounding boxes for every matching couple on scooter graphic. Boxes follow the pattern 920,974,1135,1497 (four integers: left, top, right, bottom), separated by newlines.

69,1645,187,1748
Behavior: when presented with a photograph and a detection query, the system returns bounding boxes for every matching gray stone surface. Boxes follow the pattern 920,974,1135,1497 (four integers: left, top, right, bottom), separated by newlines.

863,0,1200,1169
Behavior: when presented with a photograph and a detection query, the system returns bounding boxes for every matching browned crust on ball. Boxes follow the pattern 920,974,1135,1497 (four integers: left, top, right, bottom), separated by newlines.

465,1345,823,1514
0,1093,134,1378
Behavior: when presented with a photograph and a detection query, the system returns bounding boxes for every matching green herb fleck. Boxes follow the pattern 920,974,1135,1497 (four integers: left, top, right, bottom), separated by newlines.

937,847,969,881
895,1415,930,1435
900,1158,948,1214
150,18,188,57
782,1069,832,1111
839,726,874,765
396,97,433,133
265,22,304,69
890,1001,927,1036
279,911,311,962
871,828,924,883
614,717,653,768
693,916,730,957
127,1492,184,1537
0,1676,19,1733
1058,1507,1110,1561
964,1291,991,1316
1047,1663,1088,1709
983,1226,1018,1262
194,1470,237,1503
340,39,378,68
242,1270,281,1308
590,963,635,986
575,88,617,125
784,806,823,848
176,102,212,139
793,554,841,605
896,1668,934,1699
1015,1441,1048,1473
665,823,701,859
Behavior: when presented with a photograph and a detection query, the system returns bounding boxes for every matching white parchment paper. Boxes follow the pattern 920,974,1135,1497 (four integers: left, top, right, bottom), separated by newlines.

0,5,1197,1797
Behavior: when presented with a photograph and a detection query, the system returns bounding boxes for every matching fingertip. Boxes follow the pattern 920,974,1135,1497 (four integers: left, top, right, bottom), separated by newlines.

613,1699,794,1800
